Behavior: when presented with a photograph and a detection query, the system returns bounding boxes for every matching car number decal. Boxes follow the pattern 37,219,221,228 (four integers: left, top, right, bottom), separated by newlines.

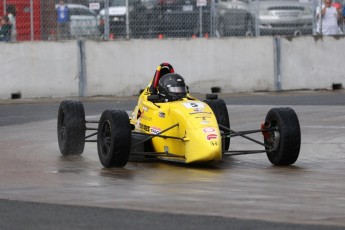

183,102,205,109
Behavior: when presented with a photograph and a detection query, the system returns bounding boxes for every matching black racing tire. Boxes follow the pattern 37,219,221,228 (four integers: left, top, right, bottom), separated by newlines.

203,98,230,151
97,110,131,168
57,100,86,155
264,107,301,165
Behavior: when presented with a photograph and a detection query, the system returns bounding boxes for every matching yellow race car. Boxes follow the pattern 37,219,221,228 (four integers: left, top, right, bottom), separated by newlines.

57,63,301,168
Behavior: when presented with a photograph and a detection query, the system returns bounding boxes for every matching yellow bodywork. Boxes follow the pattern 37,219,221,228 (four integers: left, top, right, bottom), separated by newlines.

130,88,222,163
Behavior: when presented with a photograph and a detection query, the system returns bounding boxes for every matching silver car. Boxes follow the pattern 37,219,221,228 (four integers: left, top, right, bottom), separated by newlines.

56,4,100,38
257,0,313,36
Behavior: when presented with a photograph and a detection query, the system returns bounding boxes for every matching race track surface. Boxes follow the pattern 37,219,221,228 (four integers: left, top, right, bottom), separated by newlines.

0,90,344,229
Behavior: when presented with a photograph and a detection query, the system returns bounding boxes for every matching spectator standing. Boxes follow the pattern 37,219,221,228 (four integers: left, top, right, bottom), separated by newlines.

6,5,17,42
0,16,12,42
56,0,70,40
316,0,341,35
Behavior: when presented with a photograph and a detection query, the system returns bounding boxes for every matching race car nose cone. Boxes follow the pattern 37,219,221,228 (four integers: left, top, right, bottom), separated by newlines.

184,128,222,163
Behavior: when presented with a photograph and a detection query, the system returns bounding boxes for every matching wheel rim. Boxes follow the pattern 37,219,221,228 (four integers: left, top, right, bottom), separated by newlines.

100,120,112,157
266,119,280,151
268,130,280,151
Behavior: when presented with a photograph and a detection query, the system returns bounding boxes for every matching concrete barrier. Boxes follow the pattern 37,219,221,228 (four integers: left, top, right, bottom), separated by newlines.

0,41,79,99
85,37,275,96
280,36,344,90
0,37,344,99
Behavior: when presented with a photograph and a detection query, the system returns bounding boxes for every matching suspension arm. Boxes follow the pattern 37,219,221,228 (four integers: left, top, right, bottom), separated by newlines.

219,124,273,148
131,123,179,148
223,150,269,156
229,127,278,137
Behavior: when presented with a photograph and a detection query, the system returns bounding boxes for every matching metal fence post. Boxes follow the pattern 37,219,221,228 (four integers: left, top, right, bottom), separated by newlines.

104,0,110,40
77,39,87,97
30,0,34,41
3,0,6,15
199,6,203,37
210,0,216,38
319,0,323,34
253,0,260,36
273,36,282,91
126,0,130,39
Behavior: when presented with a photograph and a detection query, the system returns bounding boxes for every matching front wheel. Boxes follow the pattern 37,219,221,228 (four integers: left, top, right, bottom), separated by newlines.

264,107,301,165
57,100,86,155
97,110,131,168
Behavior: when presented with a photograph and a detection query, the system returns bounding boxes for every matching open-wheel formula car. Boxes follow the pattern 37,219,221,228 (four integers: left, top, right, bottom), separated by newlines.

57,63,301,168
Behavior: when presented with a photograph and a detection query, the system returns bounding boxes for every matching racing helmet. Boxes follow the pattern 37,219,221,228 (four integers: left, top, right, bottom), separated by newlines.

157,73,187,101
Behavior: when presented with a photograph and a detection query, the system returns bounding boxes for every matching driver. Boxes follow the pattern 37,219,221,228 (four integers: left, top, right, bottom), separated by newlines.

157,73,187,102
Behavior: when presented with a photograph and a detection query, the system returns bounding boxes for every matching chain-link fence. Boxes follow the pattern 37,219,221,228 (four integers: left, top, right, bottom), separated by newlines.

1,0,344,42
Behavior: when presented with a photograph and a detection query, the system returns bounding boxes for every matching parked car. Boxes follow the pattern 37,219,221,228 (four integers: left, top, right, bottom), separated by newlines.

98,0,208,38
99,0,127,35
98,0,151,38
257,0,313,36
56,4,100,39
216,0,255,37
156,0,211,38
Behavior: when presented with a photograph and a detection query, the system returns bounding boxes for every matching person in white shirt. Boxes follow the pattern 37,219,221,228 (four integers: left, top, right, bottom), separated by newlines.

316,0,341,35
6,5,16,42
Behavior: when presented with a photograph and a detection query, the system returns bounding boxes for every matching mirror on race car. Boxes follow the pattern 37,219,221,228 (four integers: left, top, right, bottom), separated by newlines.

147,95,160,103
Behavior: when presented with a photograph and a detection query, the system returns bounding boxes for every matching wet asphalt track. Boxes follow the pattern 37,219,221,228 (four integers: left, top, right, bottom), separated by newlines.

0,90,344,229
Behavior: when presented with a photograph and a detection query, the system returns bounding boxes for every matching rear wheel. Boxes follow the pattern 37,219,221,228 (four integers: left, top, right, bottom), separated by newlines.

57,100,86,155
264,107,301,165
97,110,131,168
204,98,230,151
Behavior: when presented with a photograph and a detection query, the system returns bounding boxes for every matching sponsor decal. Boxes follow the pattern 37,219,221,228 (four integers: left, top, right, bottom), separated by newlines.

159,112,165,118
206,134,218,140
193,108,204,112
139,123,150,132
201,120,209,124
195,116,211,119
143,106,149,112
150,126,161,134
203,127,216,133
210,141,218,146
